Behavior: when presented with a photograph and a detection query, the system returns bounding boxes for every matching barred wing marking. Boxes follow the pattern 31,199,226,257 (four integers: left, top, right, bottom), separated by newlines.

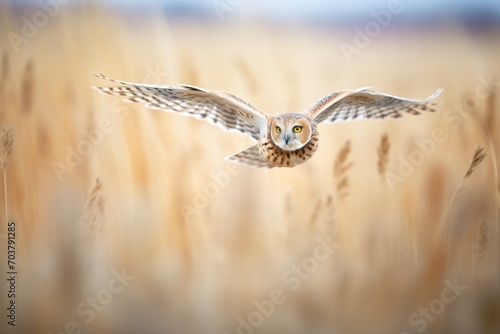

308,88,442,124
92,73,269,140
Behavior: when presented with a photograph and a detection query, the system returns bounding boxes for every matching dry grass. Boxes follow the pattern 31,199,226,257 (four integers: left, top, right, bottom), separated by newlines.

465,145,488,179
434,145,488,245
377,133,390,178
0,123,14,171
333,140,353,201
0,123,14,226
0,3,499,334
20,59,33,113
79,177,105,244
475,216,490,263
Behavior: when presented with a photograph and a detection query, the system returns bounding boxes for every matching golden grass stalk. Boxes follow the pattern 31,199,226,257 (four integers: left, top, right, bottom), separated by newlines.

0,123,14,170
475,217,489,263
464,146,487,178
484,84,496,135
333,140,353,200
434,145,487,244
322,194,336,233
1,123,14,225
21,59,33,113
483,129,500,239
80,177,105,244
1,51,8,83
471,216,490,282
309,195,336,235
309,198,322,229
377,133,390,178
0,52,7,111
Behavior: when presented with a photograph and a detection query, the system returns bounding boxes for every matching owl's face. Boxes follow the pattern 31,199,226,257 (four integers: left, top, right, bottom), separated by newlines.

270,114,313,151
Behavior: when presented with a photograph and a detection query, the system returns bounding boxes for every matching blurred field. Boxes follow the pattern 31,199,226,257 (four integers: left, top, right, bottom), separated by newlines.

0,2,500,334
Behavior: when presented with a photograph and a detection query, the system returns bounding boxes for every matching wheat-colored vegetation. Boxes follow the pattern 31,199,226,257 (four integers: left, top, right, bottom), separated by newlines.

1,123,14,226
0,3,499,334
377,133,390,178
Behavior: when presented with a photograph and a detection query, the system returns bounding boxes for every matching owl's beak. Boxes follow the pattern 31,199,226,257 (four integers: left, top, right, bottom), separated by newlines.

284,134,291,145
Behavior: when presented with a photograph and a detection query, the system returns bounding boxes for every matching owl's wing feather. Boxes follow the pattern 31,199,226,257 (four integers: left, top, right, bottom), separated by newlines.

307,88,442,124
225,144,275,168
92,73,269,140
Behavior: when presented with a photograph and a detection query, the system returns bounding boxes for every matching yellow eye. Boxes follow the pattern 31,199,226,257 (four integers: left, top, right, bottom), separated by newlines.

275,126,281,134
293,126,303,133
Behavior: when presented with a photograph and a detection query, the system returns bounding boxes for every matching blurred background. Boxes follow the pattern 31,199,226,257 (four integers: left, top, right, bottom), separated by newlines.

0,0,499,333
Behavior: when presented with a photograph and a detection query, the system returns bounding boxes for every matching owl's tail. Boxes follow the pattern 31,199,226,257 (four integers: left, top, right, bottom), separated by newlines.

225,145,275,168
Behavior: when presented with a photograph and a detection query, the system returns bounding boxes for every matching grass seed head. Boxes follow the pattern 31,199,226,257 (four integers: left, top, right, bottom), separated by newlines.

0,123,14,170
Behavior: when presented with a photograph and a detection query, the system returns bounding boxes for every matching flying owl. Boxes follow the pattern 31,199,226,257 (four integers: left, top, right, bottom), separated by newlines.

92,73,442,168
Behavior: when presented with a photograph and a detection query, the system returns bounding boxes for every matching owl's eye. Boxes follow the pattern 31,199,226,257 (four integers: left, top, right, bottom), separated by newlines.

293,126,303,133
275,126,281,134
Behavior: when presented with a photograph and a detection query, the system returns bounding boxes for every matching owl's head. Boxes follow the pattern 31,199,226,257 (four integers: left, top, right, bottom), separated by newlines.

270,114,314,151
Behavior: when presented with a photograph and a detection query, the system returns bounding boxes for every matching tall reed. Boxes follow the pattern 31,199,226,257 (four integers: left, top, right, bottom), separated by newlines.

0,123,14,225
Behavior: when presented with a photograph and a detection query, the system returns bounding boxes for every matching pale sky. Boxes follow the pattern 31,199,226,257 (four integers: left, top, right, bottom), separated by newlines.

10,0,500,23
110,0,500,16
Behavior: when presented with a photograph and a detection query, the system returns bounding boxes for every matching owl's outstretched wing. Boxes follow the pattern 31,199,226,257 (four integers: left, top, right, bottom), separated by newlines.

306,87,442,124
92,73,269,140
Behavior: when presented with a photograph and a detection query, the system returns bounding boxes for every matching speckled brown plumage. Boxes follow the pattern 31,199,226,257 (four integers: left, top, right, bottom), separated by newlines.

258,129,319,167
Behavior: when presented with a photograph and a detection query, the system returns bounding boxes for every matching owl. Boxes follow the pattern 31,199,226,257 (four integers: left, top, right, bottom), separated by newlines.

92,73,441,168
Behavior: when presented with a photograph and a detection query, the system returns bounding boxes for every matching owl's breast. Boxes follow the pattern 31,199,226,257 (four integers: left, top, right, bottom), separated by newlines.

258,131,319,167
